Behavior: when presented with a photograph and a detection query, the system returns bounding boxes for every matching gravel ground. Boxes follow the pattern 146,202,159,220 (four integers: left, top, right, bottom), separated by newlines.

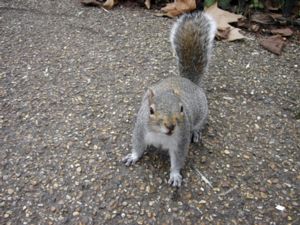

0,0,299,224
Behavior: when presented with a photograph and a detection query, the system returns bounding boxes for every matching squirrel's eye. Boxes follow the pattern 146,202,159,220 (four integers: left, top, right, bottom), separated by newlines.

150,107,155,115
180,105,184,112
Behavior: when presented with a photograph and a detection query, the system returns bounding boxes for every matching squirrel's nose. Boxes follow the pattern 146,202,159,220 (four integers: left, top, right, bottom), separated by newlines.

166,124,175,131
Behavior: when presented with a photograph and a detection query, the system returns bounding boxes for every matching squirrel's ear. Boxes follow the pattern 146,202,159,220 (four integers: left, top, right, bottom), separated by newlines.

149,104,155,115
147,89,155,115
148,88,154,98
180,103,184,113
147,88,154,103
172,88,180,96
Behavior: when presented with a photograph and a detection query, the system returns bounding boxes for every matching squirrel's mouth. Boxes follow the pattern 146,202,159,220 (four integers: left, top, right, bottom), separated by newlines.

166,130,173,136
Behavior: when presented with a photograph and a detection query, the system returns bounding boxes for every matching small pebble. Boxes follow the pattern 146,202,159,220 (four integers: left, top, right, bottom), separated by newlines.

224,150,230,155
76,167,82,173
73,211,80,216
276,205,285,211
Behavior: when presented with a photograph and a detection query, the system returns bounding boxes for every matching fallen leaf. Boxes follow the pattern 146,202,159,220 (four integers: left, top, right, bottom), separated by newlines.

161,2,245,41
145,0,151,9
161,0,196,17
236,17,249,29
251,13,275,25
265,0,281,10
271,28,293,37
205,3,245,41
226,27,246,41
269,13,283,20
80,0,102,7
205,3,243,28
103,0,118,10
216,27,230,40
259,35,285,55
250,24,260,32
154,13,169,17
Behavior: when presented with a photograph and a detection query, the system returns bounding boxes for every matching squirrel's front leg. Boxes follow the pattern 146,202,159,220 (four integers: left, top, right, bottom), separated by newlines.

122,124,146,166
168,140,189,187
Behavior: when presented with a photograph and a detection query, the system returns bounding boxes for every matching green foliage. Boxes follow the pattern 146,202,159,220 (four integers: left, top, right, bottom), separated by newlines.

218,0,232,9
250,0,264,9
204,0,216,8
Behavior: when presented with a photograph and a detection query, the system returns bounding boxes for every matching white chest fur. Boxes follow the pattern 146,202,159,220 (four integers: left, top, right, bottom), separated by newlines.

144,131,178,150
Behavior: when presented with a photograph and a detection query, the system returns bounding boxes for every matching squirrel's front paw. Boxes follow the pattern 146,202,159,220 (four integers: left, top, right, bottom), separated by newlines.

122,153,139,166
168,172,182,187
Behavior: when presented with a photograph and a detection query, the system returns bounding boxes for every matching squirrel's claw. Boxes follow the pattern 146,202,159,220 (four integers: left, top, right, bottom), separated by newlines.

122,153,139,166
168,172,182,187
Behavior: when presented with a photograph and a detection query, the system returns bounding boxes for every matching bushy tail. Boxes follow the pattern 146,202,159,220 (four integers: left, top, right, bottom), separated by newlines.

170,11,216,85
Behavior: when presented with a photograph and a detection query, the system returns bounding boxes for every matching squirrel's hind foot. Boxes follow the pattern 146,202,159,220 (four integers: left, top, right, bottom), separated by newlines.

191,130,202,143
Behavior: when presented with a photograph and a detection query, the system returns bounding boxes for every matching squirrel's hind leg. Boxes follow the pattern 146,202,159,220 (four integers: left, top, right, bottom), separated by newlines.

191,130,202,143
191,115,208,143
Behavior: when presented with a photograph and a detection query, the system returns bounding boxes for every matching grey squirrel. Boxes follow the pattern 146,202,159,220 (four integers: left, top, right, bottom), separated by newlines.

122,11,216,187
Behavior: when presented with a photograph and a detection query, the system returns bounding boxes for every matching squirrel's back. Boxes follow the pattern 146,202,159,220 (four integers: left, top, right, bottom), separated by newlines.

170,11,216,85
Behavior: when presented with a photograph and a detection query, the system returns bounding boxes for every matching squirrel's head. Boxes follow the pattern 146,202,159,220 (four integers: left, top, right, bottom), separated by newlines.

146,88,184,136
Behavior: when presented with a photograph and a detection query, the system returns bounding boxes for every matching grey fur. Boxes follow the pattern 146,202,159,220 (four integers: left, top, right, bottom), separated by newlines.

123,12,216,187
171,11,216,85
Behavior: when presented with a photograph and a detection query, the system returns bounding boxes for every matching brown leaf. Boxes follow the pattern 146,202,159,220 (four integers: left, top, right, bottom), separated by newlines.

259,35,285,55
236,18,249,29
250,24,260,33
226,28,245,41
161,0,196,17
103,0,118,10
271,28,293,37
205,3,243,29
251,13,275,25
216,27,230,40
80,0,101,7
264,0,281,10
145,0,151,9
205,3,245,41
269,13,283,20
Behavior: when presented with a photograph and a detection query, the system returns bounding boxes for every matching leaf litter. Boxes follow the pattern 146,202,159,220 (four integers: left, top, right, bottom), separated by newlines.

80,0,298,51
